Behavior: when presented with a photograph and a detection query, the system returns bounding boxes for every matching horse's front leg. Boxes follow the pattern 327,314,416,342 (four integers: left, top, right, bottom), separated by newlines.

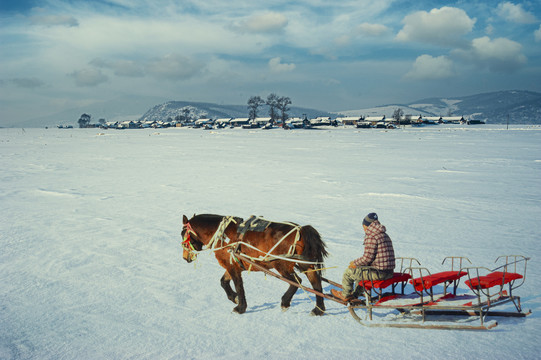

230,270,247,314
220,271,238,304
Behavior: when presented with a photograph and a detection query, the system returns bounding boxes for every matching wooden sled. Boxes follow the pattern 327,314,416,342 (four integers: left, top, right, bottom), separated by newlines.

343,256,531,330
234,252,530,330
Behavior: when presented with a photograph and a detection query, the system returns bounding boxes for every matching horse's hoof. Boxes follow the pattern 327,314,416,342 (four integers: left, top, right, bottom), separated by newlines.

234,296,239,304
233,306,246,314
281,306,289,312
310,308,325,316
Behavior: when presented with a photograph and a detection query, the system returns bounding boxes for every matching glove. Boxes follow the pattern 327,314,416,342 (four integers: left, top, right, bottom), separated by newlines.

348,261,356,269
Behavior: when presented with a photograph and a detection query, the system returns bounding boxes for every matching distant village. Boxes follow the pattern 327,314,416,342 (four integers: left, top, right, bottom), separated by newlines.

62,114,484,130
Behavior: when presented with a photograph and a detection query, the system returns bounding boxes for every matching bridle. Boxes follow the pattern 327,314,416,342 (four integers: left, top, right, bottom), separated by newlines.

181,222,200,262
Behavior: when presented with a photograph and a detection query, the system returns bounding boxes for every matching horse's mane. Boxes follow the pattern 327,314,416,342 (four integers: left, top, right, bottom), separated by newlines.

191,213,225,223
190,214,243,228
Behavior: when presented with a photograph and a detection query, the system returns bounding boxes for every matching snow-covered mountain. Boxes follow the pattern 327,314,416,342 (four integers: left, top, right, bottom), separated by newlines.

11,90,540,128
338,90,541,124
138,100,335,123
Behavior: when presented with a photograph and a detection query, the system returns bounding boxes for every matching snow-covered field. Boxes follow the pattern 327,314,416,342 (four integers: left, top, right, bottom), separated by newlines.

1,125,540,359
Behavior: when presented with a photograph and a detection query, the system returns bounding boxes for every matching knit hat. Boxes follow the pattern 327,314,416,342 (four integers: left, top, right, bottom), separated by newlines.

363,212,378,227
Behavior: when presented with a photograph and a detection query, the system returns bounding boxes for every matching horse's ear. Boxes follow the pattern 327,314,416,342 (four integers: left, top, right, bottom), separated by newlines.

183,215,189,224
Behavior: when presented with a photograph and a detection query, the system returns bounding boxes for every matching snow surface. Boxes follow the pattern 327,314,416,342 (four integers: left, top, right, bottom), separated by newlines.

1,125,540,359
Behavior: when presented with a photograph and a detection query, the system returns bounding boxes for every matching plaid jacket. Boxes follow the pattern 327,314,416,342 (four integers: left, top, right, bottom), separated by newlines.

353,220,395,271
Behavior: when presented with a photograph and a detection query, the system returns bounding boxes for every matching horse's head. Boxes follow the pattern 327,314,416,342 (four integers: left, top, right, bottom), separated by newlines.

181,215,204,263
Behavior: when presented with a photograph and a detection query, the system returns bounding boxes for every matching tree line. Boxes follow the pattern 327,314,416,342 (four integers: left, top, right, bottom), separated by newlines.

77,113,106,128
247,93,291,124
77,93,293,128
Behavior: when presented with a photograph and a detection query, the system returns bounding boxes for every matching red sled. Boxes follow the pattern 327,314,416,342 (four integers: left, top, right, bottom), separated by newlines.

344,255,530,330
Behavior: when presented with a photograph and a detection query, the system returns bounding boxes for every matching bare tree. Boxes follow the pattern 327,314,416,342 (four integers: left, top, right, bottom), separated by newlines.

247,96,265,120
277,96,292,125
266,93,279,124
392,108,404,124
78,113,91,128
182,107,191,122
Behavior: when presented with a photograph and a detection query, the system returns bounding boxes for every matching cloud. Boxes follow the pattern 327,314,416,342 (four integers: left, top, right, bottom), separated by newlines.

145,54,204,80
496,2,537,24
453,36,527,73
90,58,145,77
333,35,352,46
2,0,540,125
30,14,79,27
10,78,46,88
231,12,288,33
404,55,454,80
332,23,389,48
357,23,389,37
268,57,296,73
68,68,108,87
91,55,204,80
396,7,475,47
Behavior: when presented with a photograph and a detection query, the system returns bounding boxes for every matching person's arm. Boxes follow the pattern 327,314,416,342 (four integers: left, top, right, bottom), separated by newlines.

352,237,377,267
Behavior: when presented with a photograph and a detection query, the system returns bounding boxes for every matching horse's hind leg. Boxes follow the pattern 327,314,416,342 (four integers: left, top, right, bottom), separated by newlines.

305,268,326,316
220,271,238,304
278,271,302,311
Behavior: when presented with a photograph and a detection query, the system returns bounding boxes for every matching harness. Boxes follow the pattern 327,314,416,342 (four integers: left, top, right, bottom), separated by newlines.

207,216,238,250
181,216,321,267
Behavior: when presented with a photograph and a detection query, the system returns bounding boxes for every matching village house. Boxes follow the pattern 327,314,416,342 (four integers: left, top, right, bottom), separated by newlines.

253,117,272,126
365,115,386,127
441,116,465,124
310,116,332,126
336,116,363,126
421,116,441,125
215,118,233,127
194,118,214,127
230,118,250,127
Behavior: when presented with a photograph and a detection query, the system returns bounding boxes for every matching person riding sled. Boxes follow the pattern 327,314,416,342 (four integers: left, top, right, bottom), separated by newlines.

332,212,395,301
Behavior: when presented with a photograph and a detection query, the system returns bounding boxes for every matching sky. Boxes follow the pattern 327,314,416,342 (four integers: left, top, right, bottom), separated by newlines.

1,1,540,124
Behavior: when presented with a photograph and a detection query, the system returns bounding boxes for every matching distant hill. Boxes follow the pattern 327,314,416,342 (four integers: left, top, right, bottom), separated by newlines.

14,95,169,128
11,89,541,128
338,90,541,124
138,100,335,123
337,105,435,118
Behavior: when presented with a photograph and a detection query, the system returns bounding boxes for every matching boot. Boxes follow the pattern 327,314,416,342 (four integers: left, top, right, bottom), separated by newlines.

331,288,353,302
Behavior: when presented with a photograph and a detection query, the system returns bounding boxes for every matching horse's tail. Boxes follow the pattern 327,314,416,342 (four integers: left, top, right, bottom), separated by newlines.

300,225,328,267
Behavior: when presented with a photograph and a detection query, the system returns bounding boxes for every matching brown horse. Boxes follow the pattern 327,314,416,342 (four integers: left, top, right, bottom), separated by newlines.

181,214,328,315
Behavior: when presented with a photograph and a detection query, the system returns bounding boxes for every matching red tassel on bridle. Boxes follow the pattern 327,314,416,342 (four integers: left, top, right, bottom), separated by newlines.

182,222,197,250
